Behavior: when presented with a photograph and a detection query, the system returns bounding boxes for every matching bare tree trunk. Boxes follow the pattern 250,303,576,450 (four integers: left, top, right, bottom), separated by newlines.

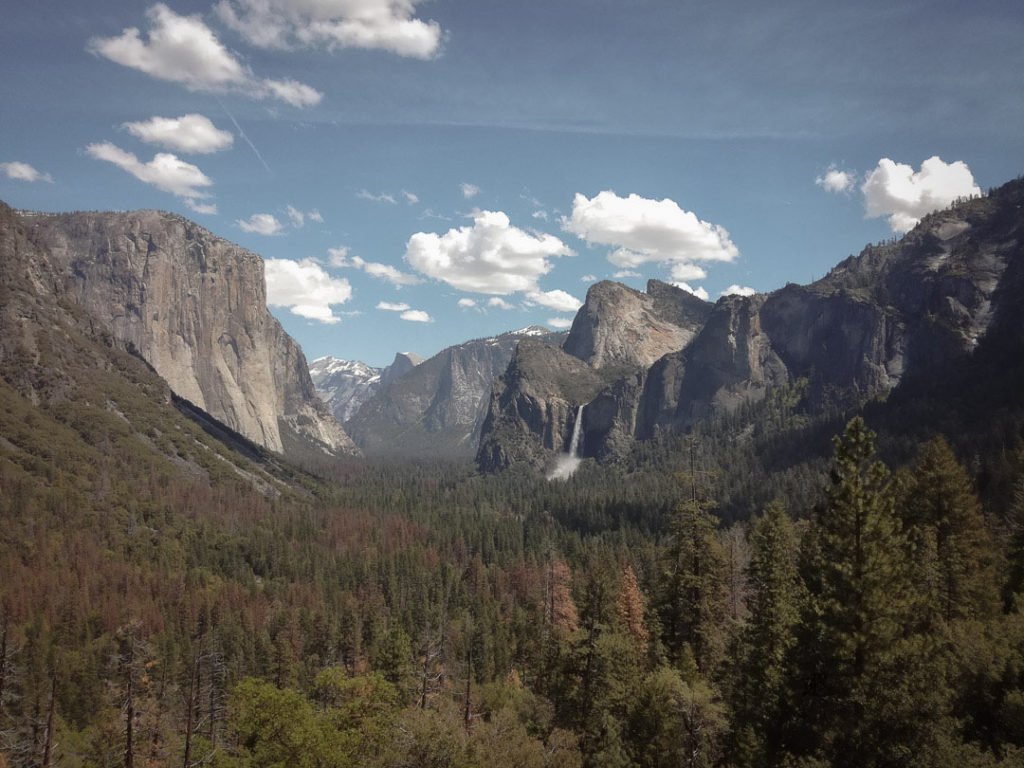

42,672,57,768
463,648,472,732
0,621,8,725
182,650,200,768
125,654,135,768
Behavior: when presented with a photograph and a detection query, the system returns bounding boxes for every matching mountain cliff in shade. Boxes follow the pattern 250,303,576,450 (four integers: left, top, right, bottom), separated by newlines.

477,179,1024,472
309,351,424,424
343,327,564,458
8,206,357,459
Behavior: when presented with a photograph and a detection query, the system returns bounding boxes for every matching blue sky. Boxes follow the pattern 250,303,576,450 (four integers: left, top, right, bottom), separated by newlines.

2,0,1023,367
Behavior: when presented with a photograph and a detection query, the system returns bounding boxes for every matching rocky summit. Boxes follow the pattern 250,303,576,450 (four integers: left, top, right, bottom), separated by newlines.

4,205,356,459
477,179,1024,473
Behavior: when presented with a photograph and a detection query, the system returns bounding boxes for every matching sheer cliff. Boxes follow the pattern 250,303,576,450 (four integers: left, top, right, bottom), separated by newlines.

7,206,356,458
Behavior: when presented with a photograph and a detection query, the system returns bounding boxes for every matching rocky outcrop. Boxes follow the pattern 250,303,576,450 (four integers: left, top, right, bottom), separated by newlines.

478,179,1024,471
563,279,711,371
344,327,563,458
13,208,356,458
476,338,610,472
309,352,424,425
380,352,424,387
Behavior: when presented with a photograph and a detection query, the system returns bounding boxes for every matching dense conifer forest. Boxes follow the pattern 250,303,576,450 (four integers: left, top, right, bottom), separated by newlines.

2,338,1024,768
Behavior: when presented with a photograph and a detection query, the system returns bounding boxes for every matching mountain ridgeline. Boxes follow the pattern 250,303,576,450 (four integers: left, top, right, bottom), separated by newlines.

2,204,356,460
477,179,1024,473
342,327,565,458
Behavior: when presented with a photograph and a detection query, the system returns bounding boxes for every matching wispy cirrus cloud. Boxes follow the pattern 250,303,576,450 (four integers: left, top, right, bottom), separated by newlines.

358,189,397,204
329,247,421,287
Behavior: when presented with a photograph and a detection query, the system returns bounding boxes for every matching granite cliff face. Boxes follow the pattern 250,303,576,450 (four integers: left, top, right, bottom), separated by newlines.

344,327,563,458
563,279,712,371
478,180,1024,472
476,338,610,472
13,208,356,458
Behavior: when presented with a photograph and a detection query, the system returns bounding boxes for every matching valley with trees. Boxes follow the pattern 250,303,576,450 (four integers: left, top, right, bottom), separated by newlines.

2,1,1024,760
3,179,1024,765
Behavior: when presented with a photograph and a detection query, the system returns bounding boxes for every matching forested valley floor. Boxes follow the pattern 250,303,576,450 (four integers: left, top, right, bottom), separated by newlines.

3,355,1024,768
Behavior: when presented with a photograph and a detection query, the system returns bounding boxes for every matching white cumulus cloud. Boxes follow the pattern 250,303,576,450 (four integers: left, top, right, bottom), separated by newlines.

1,161,53,183
86,141,213,206
488,297,514,310
400,309,432,322
526,289,583,313
563,191,739,283
862,156,981,233
547,317,574,329
122,113,233,154
674,282,710,302
460,182,480,199
457,298,477,308
214,0,443,58
613,270,641,279
721,284,757,297
88,4,321,107
377,301,410,311
402,190,419,204
669,263,708,282
405,209,573,295
265,257,352,323
580,274,597,283
237,212,284,236
308,209,323,223
816,166,856,194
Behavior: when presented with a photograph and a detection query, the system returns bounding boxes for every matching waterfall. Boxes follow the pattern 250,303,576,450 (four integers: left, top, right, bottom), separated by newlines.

547,405,585,480
567,404,584,458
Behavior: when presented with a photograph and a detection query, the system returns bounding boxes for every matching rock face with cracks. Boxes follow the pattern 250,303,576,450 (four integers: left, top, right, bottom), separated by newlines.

477,180,1024,472
11,207,356,458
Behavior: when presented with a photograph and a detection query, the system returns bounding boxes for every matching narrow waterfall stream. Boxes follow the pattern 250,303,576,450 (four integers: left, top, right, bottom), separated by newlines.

547,405,585,480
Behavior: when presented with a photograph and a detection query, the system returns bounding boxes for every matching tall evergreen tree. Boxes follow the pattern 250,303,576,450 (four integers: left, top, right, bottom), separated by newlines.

658,481,728,673
730,502,800,765
899,437,999,622
785,417,917,766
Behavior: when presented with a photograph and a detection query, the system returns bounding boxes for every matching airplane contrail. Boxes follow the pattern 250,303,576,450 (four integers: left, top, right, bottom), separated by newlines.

217,98,272,173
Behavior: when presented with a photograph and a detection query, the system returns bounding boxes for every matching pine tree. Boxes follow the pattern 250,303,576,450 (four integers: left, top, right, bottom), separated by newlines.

731,502,800,765
785,417,916,766
899,437,999,622
658,493,728,673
